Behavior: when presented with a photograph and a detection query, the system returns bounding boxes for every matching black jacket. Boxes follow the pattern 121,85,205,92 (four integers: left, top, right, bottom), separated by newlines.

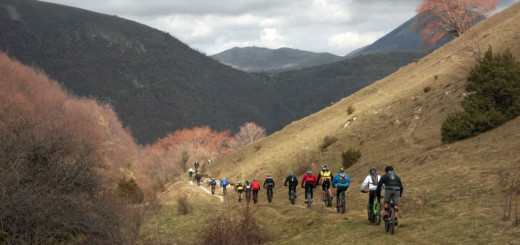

376,171,403,197
284,175,298,187
263,177,275,188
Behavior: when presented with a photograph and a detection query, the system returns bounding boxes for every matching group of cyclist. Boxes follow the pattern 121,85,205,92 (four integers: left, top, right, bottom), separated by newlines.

188,161,403,225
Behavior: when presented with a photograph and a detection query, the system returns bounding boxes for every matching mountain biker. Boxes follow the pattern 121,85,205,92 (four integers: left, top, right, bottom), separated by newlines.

251,178,261,201
301,170,317,203
284,171,298,200
210,178,217,194
264,174,275,201
317,164,333,202
220,177,228,195
194,161,200,171
195,172,201,185
235,181,245,200
376,166,404,226
360,168,381,220
245,180,252,199
332,167,350,208
188,168,194,179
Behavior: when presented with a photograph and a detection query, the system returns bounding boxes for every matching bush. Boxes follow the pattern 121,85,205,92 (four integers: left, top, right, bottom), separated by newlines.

441,47,520,143
423,86,432,93
347,104,356,115
341,148,361,169
118,178,145,204
177,194,192,215
319,136,338,152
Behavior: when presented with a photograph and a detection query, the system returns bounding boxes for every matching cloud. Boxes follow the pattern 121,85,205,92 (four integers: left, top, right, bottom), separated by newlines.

41,0,519,56
327,32,385,49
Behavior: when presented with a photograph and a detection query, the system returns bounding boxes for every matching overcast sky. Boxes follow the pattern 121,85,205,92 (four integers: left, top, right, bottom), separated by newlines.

42,0,518,56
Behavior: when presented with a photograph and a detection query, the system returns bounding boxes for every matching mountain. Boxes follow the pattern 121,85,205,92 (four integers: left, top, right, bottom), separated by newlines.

0,0,424,144
345,15,452,58
212,47,344,73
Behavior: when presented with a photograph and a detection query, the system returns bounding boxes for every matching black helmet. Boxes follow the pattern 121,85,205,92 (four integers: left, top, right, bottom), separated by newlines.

384,166,393,172
369,168,377,175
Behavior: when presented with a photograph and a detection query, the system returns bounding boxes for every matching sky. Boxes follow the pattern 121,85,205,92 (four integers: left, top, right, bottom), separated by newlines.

42,0,518,56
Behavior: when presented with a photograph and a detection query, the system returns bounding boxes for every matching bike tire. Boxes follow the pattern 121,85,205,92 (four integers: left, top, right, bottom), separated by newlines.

268,188,272,203
375,203,381,225
307,192,311,208
325,187,331,207
389,209,395,234
340,193,345,214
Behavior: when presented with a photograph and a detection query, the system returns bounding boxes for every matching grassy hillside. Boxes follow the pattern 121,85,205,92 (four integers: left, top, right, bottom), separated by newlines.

146,3,520,244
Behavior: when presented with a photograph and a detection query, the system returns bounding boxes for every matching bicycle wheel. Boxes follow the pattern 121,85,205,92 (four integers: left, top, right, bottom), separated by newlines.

306,192,312,208
253,193,258,204
223,187,226,196
389,208,395,234
368,202,374,223
267,188,272,203
211,186,215,195
290,189,295,205
340,193,345,214
375,202,381,225
325,187,331,207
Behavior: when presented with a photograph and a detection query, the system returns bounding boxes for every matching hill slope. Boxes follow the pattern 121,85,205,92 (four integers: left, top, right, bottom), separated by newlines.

148,3,520,244
212,47,344,73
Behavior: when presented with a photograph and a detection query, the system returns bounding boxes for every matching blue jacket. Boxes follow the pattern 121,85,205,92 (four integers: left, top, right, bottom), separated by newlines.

332,172,350,188
220,178,228,186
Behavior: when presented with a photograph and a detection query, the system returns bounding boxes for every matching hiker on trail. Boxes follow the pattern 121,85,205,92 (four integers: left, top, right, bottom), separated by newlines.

220,177,228,195
301,170,317,203
188,168,194,179
284,172,298,199
376,166,403,226
195,172,201,186
332,167,350,208
360,168,381,220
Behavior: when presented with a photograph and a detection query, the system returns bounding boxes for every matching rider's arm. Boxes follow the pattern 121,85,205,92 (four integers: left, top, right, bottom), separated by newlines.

398,177,403,196
360,175,369,191
376,176,386,197
331,175,337,187
301,175,307,187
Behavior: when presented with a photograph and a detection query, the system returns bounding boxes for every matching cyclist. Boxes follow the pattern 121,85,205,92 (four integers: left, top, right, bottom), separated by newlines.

376,166,403,226
317,164,333,202
188,168,194,179
251,178,261,202
264,174,275,201
235,181,245,201
194,161,200,171
210,178,217,194
360,168,381,220
245,180,252,200
301,170,317,204
195,172,201,186
332,167,350,208
284,171,298,200
220,177,229,195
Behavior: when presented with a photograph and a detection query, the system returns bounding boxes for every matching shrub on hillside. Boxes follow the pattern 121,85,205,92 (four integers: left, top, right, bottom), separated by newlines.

347,104,356,115
177,194,192,215
118,177,145,204
319,136,338,152
0,53,140,244
341,148,361,169
441,47,520,143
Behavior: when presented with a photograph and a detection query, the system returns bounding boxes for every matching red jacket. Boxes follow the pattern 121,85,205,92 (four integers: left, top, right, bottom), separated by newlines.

301,173,317,187
251,181,260,190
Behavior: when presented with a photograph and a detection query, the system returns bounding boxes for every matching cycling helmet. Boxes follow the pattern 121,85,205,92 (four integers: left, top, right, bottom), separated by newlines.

385,165,393,172
238,181,242,185
322,164,328,169
339,167,345,172
289,171,294,175
267,173,271,177
212,178,215,180
369,168,377,175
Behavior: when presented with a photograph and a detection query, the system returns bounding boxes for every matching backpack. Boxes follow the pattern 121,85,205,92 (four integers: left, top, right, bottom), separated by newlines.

339,172,348,184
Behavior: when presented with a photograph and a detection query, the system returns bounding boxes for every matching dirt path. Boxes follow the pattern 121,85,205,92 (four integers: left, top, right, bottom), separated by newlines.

190,180,224,203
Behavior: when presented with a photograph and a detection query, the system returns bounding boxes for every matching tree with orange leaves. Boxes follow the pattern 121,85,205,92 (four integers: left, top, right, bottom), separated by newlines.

415,0,499,47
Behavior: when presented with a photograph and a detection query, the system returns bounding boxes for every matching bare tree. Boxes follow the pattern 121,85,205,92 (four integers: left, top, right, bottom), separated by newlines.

415,0,499,47
234,122,266,149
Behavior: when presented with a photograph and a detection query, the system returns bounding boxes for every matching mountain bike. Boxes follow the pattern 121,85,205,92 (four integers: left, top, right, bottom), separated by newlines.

324,185,332,207
337,190,346,214
368,198,381,225
238,191,243,202
222,185,227,196
385,200,396,234
253,190,259,204
267,186,273,203
196,177,201,186
304,185,313,208
246,188,251,203
289,187,296,205
211,184,216,195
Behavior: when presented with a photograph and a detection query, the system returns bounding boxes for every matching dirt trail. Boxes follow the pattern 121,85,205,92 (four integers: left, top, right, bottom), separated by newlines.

190,180,224,203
